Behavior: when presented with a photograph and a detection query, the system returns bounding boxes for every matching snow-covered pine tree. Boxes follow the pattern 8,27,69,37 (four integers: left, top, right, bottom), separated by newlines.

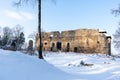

17,32,25,50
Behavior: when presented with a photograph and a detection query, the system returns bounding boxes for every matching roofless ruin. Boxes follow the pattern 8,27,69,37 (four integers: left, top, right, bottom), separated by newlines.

36,29,111,55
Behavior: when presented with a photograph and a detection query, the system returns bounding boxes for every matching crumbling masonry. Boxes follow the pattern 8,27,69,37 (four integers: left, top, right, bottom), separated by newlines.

35,29,111,54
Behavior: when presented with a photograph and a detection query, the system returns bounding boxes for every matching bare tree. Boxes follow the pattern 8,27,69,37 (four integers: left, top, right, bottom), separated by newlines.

112,4,120,52
12,24,24,38
0,26,2,36
2,27,13,46
3,27,13,38
28,31,37,40
113,27,120,51
14,0,55,59
28,28,45,40
14,0,43,59
112,4,120,16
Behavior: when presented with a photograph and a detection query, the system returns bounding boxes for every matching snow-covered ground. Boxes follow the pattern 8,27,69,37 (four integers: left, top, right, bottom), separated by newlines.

0,49,120,80
0,50,76,80
44,52,120,80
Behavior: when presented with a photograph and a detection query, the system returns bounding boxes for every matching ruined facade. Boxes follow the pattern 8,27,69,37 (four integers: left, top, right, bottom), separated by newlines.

35,29,111,54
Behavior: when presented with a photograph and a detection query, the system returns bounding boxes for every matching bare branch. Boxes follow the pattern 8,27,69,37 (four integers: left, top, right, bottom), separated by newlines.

13,0,30,7
28,31,37,40
111,4,120,17
51,0,56,5
13,0,22,7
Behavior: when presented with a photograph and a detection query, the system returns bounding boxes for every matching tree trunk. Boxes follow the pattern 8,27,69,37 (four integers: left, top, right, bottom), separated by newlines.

38,0,43,59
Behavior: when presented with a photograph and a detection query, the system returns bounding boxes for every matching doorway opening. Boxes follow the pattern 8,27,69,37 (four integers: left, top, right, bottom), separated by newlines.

74,47,78,52
56,42,61,50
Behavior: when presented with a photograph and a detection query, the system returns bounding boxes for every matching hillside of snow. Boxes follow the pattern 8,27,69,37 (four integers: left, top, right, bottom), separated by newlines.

0,49,78,80
0,49,120,80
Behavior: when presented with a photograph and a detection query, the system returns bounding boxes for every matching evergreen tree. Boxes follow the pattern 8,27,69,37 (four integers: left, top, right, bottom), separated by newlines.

17,32,25,50
2,36,8,46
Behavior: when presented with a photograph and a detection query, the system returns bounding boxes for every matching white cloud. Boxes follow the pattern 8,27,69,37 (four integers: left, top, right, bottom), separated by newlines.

4,10,35,21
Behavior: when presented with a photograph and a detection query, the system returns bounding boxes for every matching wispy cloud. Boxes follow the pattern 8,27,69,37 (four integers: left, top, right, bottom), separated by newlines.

4,10,36,21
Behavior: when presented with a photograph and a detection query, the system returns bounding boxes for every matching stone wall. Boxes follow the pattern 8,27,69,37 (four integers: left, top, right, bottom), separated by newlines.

35,29,111,54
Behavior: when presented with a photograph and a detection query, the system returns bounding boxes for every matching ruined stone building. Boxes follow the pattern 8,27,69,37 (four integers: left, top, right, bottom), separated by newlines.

35,29,111,55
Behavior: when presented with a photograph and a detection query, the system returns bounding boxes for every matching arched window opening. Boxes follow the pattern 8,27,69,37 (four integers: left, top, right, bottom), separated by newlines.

67,43,70,52
44,42,47,45
52,43,55,48
51,43,55,51
86,38,89,46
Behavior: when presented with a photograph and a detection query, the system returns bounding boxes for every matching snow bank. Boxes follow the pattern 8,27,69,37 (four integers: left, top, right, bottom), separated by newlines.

0,50,79,80
0,50,120,80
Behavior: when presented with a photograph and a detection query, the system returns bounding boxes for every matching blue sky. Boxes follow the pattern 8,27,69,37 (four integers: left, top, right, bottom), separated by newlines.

0,0,38,40
0,0,120,41
42,0,120,35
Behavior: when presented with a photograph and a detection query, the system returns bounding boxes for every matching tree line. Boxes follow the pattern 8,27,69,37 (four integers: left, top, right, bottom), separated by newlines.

0,24,25,51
